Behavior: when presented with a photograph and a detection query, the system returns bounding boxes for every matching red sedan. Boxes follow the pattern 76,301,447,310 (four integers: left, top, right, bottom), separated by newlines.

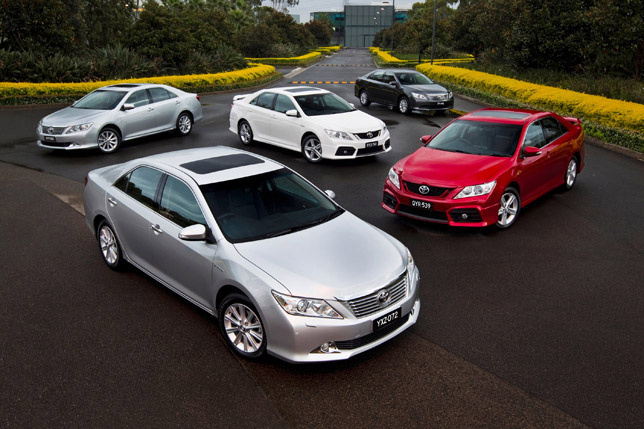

382,108,585,228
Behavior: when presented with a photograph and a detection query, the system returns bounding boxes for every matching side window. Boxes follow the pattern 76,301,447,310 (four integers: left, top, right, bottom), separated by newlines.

370,71,384,82
541,117,566,144
251,92,275,109
274,94,296,113
159,176,207,228
523,122,547,149
148,87,172,103
125,90,150,108
125,166,163,210
382,73,395,83
113,172,131,192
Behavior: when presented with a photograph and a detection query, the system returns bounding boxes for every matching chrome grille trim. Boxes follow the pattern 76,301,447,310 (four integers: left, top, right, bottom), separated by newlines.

42,126,66,135
343,272,407,318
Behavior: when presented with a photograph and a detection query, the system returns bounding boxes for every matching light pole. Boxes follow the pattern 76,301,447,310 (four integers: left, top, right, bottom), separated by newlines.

430,0,437,64
391,0,395,53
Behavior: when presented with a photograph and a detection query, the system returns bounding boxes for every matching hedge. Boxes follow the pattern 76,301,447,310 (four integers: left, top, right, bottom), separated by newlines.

0,64,276,101
244,51,322,66
416,63,644,136
369,47,475,66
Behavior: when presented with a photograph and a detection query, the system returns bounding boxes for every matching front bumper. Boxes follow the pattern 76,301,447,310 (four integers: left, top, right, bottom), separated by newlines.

382,179,500,227
321,130,392,160
264,267,420,363
36,127,98,150
410,97,454,112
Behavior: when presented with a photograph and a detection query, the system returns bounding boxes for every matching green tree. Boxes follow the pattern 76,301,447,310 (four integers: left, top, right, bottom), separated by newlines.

305,19,332,46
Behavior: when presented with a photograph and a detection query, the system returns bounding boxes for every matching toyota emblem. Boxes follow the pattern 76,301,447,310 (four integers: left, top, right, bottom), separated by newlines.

418,185,430,195
366,132,373,138
47,127,55,134
377,290,390,304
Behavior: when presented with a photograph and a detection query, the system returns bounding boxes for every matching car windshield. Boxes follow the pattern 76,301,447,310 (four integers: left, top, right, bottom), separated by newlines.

395,72,434,85
200,168,344,243
426,119,523,157
74,90,127,110
294,93,355,116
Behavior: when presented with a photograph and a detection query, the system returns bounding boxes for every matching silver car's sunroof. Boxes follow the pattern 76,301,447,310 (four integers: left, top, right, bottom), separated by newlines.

180,154,264,175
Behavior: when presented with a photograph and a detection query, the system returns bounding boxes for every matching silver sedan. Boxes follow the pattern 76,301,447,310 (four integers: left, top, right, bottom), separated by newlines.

83,147,420,363
37,83,202,153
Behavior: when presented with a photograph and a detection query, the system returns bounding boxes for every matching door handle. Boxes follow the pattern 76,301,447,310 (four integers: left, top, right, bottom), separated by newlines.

175,100,181,104
107,197,118,206
147,107,154,111
151,224,163,235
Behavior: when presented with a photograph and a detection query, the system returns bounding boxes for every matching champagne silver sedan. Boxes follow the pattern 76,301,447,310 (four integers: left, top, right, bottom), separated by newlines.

83,147,420,363
37,83,202,153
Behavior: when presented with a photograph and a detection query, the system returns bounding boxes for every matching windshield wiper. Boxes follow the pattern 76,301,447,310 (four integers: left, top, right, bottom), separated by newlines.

263,209,344,239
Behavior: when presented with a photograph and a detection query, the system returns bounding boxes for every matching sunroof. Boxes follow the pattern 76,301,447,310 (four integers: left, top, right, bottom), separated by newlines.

284,87,320,93
109,84,141,88
181,154,264,174
469,110,531,119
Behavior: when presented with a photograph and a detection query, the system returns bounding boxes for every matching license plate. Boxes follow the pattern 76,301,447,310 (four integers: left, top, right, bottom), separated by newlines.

437,102,445,105
365,141,378,148
410,199,432,210
44,136,56,142
373,307,402,331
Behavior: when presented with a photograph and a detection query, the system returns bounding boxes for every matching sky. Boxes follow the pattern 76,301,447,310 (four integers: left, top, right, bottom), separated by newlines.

262,0,417,22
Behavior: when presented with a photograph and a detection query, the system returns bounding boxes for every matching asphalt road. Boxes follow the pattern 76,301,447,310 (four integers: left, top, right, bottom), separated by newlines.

1,48,643,428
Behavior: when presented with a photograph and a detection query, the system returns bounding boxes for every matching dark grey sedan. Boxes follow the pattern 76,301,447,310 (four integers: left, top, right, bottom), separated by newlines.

354,69,453,114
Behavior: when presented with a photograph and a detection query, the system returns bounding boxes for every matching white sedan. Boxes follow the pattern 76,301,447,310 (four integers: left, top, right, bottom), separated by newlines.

229,86,391,163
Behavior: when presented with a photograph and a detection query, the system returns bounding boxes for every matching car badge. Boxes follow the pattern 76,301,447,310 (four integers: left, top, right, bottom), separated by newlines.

47,127,55,134
366,132,373,138
377,289,390,304
419,185,430,195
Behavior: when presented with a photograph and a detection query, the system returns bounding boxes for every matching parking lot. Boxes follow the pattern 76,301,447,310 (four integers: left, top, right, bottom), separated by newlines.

1,49,643,428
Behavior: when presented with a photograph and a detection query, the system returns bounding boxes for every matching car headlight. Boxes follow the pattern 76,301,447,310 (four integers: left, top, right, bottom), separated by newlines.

454,180,496,199
272,291,343,319
37,120,42,133
411,92,427,100
65,122,93,134
325,129,353,140
388,167,401,189
406,248,415,274
382,124,388,135
448,91,453,99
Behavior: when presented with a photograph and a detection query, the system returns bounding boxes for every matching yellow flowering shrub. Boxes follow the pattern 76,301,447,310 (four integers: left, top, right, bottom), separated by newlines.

0,64,276,98
416,63,644,134
370,47,474,66
315,46,341,53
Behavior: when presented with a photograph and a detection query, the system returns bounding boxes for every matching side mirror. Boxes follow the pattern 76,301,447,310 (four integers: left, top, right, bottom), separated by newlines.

389,81,398,87
325,190,336,199
349,103,355,108
179,224,207,241
420,135,432,145
523,146,541,157
285,109,299,117
122,103,135,111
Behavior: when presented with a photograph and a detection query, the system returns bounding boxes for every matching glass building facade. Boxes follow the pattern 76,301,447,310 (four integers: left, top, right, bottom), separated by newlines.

344,5,394,48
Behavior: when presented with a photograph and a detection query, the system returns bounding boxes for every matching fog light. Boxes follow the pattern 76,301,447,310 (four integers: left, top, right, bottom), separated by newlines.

318,342,339,354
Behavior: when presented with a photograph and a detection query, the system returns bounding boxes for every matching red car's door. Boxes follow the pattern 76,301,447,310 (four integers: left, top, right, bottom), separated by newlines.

515,120,560,204
540,117,572,188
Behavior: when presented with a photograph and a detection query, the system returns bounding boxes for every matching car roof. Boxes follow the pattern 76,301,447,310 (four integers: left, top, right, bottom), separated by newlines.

143,146,284,185
99,83,163,92
374,69,420,74
460,108,551,125
260,86,329,96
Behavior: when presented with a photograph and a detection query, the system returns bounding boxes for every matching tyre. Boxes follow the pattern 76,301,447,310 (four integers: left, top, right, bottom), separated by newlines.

238,120,253,145
562,157,578,191
175,112,193,136
218,293,266,359
359,90,371,107
97,221,125,270
302,135,323,163
97,127,121,153
496,187,520,229
398,96,410,114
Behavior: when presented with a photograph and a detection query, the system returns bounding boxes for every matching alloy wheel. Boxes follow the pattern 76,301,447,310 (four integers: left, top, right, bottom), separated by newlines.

565,158,577,189
303,137,322,162
99,225,119,265
177,113,192,135
497,189,519,228
98,129,120,153
239,122,252,145
223,303,264,354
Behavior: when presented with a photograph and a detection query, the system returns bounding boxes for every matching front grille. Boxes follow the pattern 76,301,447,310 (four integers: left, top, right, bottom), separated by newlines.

404,181,451,197
344,273,407,318
399,204,449,222
450,208,482,223
335,313,410,350
428,93,450,101
354,130,380,140
40,141,72,148
41,126,66,135
356,145,385,156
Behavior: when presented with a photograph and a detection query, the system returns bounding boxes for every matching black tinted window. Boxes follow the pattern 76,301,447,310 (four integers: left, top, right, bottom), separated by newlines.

149,87,173,103
160,176,207,228
541,117,566,143
114,172,130,191
125,167,163,209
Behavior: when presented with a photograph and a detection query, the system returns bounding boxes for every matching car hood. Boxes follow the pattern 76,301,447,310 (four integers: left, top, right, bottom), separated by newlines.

42,107,108,126
404,84,448,94
401,147,512,186
233,212,406,300
310,110,384,133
